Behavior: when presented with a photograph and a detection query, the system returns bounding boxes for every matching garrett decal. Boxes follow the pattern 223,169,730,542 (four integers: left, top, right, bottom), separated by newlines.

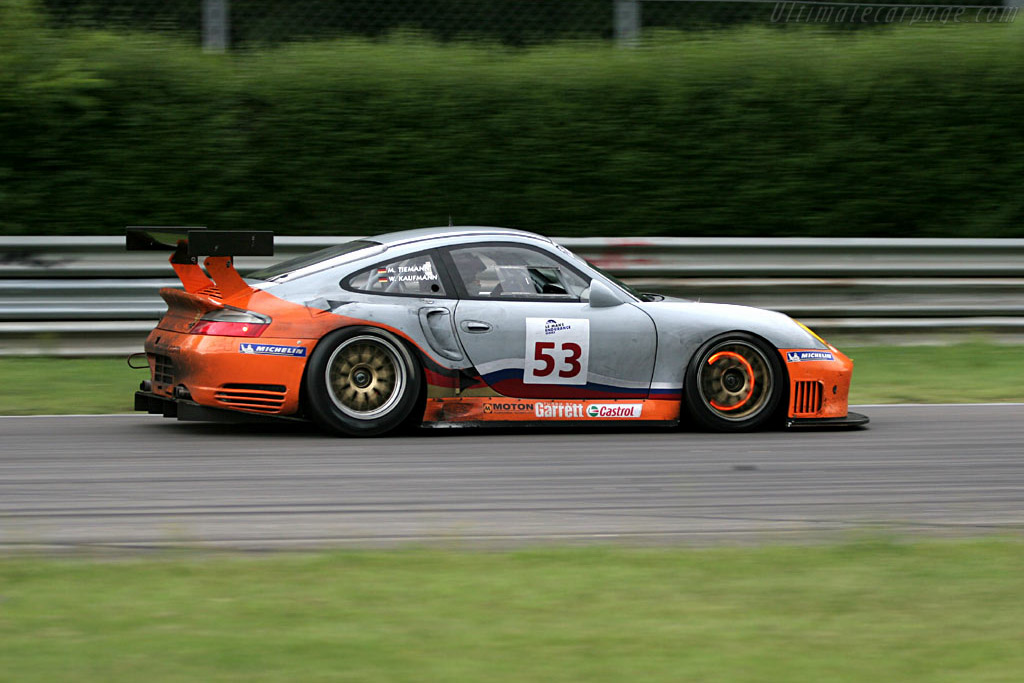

786,351,835,363
239,343,308,357
534,403,586,419
585,404,643,419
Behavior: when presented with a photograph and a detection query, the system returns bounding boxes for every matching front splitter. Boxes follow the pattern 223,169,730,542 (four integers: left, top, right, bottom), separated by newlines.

786,411,870,429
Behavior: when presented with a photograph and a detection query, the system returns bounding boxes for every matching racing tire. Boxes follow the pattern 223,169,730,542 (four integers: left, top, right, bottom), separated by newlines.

305,327,423,437
683,332,786,432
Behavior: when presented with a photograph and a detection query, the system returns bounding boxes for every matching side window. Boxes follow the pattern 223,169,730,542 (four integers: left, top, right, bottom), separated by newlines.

346,253,446,297
449,245,589,300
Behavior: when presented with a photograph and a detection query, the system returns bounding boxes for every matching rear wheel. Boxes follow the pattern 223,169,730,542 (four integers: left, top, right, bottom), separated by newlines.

305,327,422,436
683,333,785,432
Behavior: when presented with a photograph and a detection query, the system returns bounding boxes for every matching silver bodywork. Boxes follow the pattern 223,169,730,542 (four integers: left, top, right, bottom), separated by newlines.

249,226,825,398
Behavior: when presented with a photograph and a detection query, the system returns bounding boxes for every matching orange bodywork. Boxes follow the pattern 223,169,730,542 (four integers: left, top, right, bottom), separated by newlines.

778,347,855,419
146,330,311,415
147,256,381,417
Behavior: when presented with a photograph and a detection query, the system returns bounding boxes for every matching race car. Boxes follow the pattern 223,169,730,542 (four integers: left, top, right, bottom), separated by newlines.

129,226,868,436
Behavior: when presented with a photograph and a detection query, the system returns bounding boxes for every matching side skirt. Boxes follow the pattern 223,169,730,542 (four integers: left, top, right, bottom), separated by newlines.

421,396,681,426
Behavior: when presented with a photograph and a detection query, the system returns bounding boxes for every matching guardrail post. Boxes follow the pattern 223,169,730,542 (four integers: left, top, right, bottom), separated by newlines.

202,0,230,52
614,0,641,45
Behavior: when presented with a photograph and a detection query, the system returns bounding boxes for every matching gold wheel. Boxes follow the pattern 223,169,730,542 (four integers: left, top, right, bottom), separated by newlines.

325,335,407,419
697,340,773,421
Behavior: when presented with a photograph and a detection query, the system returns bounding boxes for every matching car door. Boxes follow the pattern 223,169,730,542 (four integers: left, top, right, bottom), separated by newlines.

443,242,657,399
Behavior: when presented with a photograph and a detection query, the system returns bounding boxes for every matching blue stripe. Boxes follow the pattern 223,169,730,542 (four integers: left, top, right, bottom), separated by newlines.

480,367,679,396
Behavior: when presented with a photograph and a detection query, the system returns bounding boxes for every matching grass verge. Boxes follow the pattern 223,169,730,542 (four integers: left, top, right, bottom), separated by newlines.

0,342,1020,415
0,356,143,415
843,342,1024,404
2,540,1024,681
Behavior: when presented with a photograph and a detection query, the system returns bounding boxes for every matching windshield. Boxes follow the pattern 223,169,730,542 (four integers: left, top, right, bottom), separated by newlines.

586,262,649,301
550,242,647,301
247,240,383,282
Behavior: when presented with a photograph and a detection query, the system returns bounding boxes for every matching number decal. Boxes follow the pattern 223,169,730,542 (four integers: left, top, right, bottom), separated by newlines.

524,318,590,385
559,342,583,378
529,341,583,379
533,342,556,377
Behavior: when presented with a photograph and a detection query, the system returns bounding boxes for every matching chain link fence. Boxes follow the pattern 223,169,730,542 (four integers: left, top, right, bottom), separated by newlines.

39,0,1014,49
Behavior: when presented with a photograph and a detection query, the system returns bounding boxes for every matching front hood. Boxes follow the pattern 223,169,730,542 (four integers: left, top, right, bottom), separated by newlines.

635,300,828,351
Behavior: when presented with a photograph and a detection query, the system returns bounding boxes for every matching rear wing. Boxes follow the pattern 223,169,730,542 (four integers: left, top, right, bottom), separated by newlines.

126,226,273,258
126,226,274,297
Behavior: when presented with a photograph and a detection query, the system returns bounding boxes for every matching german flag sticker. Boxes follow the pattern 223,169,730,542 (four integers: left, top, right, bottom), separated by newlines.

376,267,388,275
377,275,389,283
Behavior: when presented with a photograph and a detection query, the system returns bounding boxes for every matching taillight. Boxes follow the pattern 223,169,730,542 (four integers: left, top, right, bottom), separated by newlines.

190,307,270,337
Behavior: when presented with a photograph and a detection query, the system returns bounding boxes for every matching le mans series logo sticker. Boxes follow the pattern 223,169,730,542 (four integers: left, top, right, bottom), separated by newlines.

524,318,590,385
786,350,835,363
239,343,308,357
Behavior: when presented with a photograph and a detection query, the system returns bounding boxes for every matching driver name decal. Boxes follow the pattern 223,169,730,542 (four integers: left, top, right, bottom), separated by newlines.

524,317,590,385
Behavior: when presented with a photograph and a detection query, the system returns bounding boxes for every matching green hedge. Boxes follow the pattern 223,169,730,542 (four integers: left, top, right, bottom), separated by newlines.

3,3,1024,237
38,0,1000,46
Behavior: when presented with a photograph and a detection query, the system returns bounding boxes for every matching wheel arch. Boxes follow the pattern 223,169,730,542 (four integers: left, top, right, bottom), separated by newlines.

711,328,792,414
681,329,790,431
302,324,426,436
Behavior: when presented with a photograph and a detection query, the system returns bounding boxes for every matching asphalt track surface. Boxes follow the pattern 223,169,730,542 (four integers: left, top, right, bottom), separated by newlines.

2,404,1022,550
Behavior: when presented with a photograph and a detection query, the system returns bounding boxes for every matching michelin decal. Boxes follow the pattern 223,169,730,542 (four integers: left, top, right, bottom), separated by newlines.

786,350,835,363
239,343,308,357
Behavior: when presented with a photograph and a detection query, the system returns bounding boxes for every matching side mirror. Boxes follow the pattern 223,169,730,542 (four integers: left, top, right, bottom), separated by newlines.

584,279,627,308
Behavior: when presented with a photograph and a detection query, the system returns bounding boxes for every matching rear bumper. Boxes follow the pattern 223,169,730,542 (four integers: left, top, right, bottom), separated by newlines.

144,329,313,416
134,390,298,424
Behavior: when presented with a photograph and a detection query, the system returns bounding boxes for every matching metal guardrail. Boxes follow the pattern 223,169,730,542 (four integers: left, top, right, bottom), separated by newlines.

2,236,1023,355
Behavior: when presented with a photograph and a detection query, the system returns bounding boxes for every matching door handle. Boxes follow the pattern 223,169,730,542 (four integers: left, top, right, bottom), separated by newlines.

461,320,492,333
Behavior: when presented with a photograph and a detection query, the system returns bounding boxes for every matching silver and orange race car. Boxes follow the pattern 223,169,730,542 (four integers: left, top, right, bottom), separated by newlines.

130,226,868,436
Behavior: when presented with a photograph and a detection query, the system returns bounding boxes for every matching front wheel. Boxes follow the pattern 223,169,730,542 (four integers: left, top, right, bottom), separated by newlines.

683,333,786,432
305,327,422,436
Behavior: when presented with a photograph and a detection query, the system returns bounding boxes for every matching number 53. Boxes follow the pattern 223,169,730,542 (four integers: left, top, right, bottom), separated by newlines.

533,341,583,379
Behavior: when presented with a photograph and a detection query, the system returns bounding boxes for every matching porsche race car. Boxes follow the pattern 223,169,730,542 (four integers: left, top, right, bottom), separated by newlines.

129,226,868,436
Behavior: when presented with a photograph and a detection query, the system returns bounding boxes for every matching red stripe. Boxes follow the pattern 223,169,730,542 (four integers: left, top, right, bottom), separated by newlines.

487,378,649,400
425,368,458,388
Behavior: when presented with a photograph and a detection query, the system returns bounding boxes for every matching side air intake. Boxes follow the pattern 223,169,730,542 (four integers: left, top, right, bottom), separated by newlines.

792,381,824,416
